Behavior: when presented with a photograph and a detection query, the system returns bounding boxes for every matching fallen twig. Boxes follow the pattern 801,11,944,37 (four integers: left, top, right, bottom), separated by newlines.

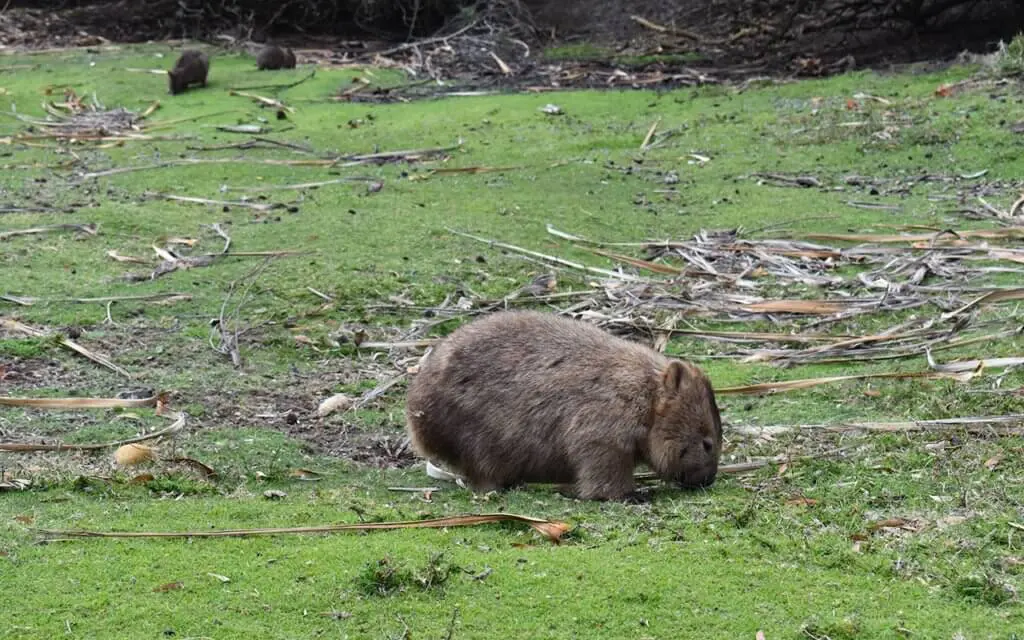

716,369,978,395
1,318,130,378
0,223,97,241
1,413,185,453
153,193,283,213
0,395,158,409
227,69,316,92
34,511,571,543
735,415,1024,437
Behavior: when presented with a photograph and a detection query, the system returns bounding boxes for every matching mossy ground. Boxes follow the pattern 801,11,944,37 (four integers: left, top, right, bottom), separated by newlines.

1,44,1023,639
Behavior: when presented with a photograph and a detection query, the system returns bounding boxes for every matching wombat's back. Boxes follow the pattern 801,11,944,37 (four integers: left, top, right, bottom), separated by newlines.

406,311,666,489
169,49,209,93
257,45,296,70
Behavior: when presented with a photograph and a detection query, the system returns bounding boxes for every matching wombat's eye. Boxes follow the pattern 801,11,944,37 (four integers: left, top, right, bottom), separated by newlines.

702,438,714,454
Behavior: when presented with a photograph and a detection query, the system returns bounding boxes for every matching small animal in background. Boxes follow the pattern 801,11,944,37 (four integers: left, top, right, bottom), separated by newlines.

405,310,723,502
168,49,209,95
256,45,296,70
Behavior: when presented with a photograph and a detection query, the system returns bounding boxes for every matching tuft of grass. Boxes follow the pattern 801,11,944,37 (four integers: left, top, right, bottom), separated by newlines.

354,552,459,597
355,556,416,597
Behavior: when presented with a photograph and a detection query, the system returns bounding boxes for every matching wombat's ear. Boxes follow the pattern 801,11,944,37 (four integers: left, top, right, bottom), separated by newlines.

661,361,688,393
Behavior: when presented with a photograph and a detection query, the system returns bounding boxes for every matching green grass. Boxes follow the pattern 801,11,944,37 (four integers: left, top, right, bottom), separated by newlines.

1,43,1023,638
543,43,706,66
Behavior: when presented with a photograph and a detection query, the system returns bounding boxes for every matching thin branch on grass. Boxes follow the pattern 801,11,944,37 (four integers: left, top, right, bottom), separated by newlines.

0,395,158,409
447,228,648,282
1,318,130,378
223,176,378,193
351,373,408,411
0,413,185,453
33,512,570,543
210,257,276,368
0,223,97,241
227,90,295,113
153,193,283,213
227,69,316,92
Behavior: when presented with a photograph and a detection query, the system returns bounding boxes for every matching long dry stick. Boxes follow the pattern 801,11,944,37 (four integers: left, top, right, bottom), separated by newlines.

0,395,157,409
1,318,130,378
0,223,97,241
33,512,569,543
0,413,185,453
448,228,648,282
736,415,1024,436
716,369,976,395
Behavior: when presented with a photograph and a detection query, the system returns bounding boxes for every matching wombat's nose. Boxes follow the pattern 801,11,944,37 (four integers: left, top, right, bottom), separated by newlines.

680,468,717,490
702,437,715,454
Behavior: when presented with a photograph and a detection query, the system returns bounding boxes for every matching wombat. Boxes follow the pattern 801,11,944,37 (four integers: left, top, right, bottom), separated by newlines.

168,49,209,95
256,45,296,70
405,310,723,501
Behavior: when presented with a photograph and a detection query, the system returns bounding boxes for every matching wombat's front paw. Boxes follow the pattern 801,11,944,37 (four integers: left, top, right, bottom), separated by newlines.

555,484,578,500
622,490,653,505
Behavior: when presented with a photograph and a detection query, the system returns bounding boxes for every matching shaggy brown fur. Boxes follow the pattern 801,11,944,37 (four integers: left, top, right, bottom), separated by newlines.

405,311,722,501
256,45,296,70
168,49,209,95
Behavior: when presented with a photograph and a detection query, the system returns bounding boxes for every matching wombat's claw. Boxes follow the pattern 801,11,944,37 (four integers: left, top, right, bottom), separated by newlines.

425,460,462,483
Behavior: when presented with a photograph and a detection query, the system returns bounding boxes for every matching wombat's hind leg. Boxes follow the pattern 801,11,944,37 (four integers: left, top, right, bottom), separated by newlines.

573,450,636,501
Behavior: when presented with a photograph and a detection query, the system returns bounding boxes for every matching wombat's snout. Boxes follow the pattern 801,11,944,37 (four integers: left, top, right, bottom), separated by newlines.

679,437,719,489
679,466,718,489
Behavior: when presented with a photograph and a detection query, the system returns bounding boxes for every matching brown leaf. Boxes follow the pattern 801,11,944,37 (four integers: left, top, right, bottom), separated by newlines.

14,515,34,524
130,473,155,484
528,521,572,544
153,581,184,593
863,389,881,397
984,454,1004,471
785,496,818,507
717,370,971,395
167,457,217,478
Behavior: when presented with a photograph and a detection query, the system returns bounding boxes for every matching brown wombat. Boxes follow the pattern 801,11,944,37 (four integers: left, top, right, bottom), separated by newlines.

405,310,722,501
168,49,209,95
256,45,296,70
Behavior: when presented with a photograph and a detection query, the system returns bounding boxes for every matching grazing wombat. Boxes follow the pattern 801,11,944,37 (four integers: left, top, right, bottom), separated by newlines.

168,49,209,95
256,45,296,70
405,311,723,501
